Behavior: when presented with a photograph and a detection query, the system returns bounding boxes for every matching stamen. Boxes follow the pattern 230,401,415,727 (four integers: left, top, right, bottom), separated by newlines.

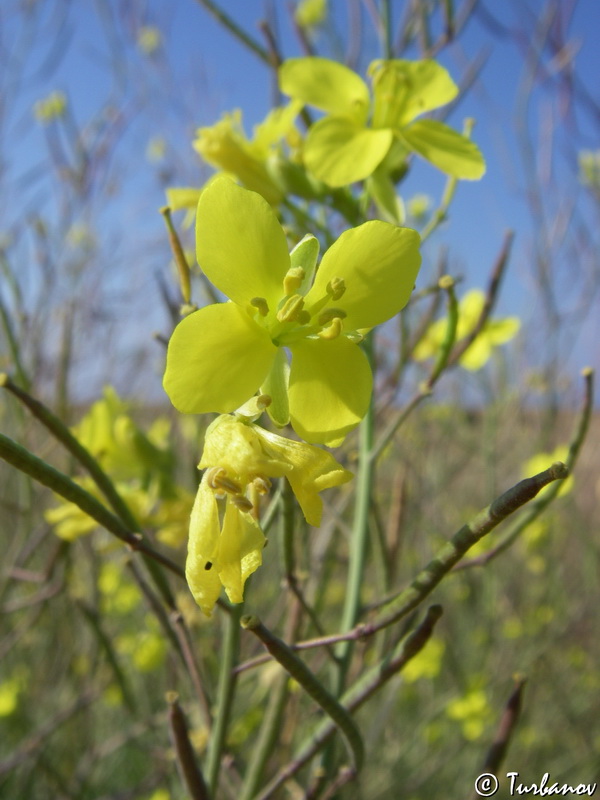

276,294,305,323
250,297,269,317
283,266,305,295
206,467,226,489
318,308,347,326
326,278,346,300
231,495,254,513
252,476,272,495
208,467,243,495
318,317,343,340
297,310,311,325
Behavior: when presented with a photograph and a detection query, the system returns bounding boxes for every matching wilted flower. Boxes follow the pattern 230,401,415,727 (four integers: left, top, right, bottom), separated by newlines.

186,413,352,615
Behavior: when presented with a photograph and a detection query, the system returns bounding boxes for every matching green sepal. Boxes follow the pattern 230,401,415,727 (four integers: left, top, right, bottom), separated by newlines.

366,171,405,225
290,234,320,294
262,348,291,428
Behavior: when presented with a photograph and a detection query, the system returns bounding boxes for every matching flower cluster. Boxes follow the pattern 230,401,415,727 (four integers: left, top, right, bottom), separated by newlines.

45,387,193,547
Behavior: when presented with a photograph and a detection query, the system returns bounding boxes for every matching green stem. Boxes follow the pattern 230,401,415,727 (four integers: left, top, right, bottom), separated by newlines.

206,603,243,794
369,462,569,634
281,478,296,578
380,0,394,58
334,334,375,693
255,605,443,800
242,615,364,773
0,375,180,607
0,298,30,390
240,668,288,800
1,375,138,531
168,694,211,800
457,367,594,569
77,600,137,713
194,0,270,64
0,432,185,581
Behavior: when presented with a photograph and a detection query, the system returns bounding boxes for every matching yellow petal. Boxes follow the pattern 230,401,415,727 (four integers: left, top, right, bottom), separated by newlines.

163,303,277,415
369,59,458,126
217,500,265,605
186,479,223,616
288,337,372,445
400,120,486,180
279,57,370,122
200,415,266,483
304,116,393,187
306,221,421,330
254,427,352,526
196,178,290,308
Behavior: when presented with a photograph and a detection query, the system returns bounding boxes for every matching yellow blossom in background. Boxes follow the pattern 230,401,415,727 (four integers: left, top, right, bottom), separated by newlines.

407,193,432,222
191,102,302,206
446,688,492,741
579,149,600,191
402,637,445,683
186,412,353,615
0,676,21,717
295,0,328,28
44,387,193,547
165,186,203,229
413,289,521,370
137,25,161,55
33,90,67,124
522,445,573,499
98,561,141,615
146,136,167,162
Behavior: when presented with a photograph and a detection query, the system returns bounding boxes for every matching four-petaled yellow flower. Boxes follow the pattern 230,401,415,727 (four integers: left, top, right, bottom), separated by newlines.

413,289,520,371
279,57,485,187
163,177,421,445
187,413,352,615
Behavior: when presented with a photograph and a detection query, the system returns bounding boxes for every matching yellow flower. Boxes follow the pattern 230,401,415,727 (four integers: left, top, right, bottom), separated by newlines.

280,57,485,187
192,103,302,206
413,289,521,370
33,91,67,124
522,446,573,498
163,178,421,445
186,413,352,615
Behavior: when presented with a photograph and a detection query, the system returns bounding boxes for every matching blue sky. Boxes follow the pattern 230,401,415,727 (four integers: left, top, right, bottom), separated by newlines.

2,0,598,400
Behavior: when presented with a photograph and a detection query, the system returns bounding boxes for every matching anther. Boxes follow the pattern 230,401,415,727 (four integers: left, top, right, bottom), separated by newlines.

318,308,347,326
206,467,226,489
252,476,272,495
326,278,346,300
276,294,305,323
231,495,254,513
318,317,343,340
250,297,269,317
209,468,243,495
283,266,305,296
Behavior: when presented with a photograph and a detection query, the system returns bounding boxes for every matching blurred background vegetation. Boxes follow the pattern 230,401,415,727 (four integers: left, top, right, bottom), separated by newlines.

0,1,598,798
